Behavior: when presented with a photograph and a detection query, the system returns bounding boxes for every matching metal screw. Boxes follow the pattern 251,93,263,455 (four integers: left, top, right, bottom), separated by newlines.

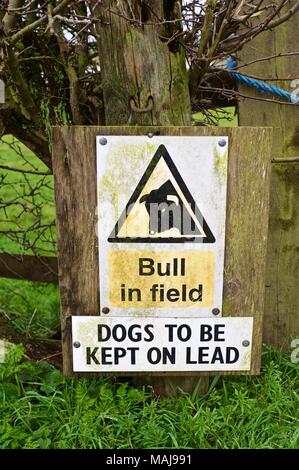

73,341,81,348
102,307,110,314
218,139,227,147
99,137,107,145
212,308,220,316
242,340,250,347
147,132,154,138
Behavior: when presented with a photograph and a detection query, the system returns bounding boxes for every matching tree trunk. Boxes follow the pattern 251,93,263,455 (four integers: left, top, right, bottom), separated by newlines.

95,1,205,396
95,0,191,126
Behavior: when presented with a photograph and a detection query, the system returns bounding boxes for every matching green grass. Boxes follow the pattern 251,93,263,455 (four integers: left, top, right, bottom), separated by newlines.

0,344,298,449
0,278,60,337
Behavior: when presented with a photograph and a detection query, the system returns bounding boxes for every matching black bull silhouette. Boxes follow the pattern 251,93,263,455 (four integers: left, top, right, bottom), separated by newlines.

139,180,198,235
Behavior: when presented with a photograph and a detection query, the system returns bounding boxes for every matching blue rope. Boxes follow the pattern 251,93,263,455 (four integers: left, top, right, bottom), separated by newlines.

227,56,299,104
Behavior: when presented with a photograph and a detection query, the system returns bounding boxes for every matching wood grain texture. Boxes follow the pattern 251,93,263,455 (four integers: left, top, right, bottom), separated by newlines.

0,253,58,283
223,127,272,374
52,126,272,382
52,127,99,374
238,10,299,350
95,1,191,127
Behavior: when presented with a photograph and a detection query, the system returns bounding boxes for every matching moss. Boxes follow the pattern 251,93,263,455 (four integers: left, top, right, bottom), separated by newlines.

282,244,299,253
99,141,157,209
213,146,228,183
222,298,234,316
277,219,295,231
274,164,299,188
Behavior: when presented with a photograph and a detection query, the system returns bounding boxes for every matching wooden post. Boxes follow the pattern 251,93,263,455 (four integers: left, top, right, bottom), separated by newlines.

52,126,272,395
238,13,299,350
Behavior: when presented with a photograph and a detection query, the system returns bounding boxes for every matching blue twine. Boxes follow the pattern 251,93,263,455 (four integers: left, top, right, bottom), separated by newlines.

227,56,299,104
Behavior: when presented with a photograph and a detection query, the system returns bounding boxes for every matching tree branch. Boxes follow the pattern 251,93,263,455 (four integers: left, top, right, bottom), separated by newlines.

10,0,71,45
266,1,299,29
3,0,26,34
0,163,51,175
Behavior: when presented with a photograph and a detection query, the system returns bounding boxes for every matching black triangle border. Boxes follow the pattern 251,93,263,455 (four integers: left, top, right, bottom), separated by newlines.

108,144,216,243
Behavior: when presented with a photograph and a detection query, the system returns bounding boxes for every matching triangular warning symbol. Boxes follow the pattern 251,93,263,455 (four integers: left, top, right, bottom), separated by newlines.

108,145,215,243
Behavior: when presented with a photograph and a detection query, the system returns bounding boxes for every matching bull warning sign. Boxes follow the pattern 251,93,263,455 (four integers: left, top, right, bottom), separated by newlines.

97,136,228,317
108,144,215,243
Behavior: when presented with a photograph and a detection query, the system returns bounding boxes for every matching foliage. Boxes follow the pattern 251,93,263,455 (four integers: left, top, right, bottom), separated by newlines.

0,344,298,449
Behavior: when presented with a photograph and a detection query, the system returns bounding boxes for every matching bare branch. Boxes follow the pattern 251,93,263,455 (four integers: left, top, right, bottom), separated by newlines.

236,52,299,70
3,0,26,34
0,164,51,176
10,0,71,44
266,1,299,29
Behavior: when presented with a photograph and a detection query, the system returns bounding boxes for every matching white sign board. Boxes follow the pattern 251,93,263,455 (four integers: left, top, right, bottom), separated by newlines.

97,136,228,317
72,317,253,372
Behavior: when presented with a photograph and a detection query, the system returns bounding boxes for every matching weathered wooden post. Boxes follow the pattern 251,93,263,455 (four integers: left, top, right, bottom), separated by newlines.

52,126,272,395
238,12,299,350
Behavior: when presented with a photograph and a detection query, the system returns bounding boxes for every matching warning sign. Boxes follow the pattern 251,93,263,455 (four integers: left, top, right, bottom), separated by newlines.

97,136,228,317
72,316,253,372
108,145,215,243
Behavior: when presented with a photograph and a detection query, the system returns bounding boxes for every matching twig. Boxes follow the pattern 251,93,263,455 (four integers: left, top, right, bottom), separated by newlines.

10,0,71,45
266,1,299,29
236,52,299,70
0,164,52,176
196,85,299,106
272,157,299,163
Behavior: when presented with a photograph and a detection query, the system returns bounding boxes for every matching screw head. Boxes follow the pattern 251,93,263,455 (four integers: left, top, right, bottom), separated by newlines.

212,308,220,316
102,307,110,314
147,132,154,138
99,137,107,145
73,341,81,348
218,139,227,147
242,340,250,347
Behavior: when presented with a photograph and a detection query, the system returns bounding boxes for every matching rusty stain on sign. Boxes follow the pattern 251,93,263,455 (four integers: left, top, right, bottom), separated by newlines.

97,136,228,317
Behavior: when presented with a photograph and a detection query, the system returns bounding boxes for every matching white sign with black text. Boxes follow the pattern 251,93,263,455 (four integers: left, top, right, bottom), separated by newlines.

72,317,253,372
